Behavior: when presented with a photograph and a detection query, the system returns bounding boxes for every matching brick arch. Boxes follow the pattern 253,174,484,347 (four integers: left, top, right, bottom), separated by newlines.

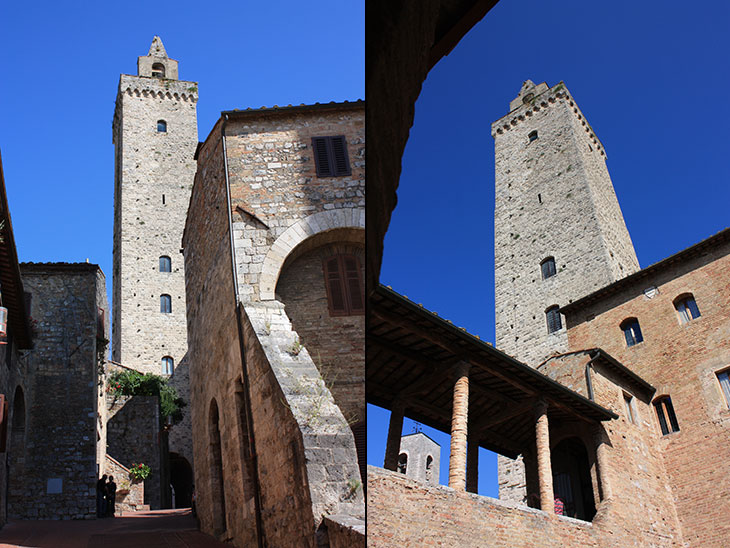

259,208,365,300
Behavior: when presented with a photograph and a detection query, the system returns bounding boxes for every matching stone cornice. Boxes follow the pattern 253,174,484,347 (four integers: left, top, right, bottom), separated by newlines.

117,74,199,103
491,82,606,158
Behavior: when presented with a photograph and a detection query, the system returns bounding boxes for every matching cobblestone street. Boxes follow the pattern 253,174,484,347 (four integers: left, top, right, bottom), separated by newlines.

0,509,230,548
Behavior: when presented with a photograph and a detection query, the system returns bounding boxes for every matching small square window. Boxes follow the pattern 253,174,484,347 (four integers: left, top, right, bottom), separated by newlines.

528,130,538,143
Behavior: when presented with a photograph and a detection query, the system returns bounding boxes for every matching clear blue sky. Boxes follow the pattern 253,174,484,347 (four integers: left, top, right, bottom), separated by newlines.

369,0,730,497
0,1,363,294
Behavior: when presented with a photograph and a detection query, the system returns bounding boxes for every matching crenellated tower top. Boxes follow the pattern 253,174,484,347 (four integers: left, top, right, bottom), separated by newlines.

137,36,179,80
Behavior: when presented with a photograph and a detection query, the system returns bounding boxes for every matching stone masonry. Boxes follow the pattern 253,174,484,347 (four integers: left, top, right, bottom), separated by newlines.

398,432,440,486
111,36,198,501
9,263,108,520
183,101,365,547
493,81,640,504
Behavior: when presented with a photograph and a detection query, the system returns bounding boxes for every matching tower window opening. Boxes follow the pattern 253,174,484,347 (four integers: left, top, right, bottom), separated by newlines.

425,455,433,482
541,257,556,280
162,356,174,375
654,396,679,435
546,305,562,334
538,193,542,204
674,294,701,324
160,294,172,314
528,130,538,143
162,194,166,205
716,369,730,409
157,120,167,133
152,63,165,78
397,453,407,474
159,256,171,272
623,392,636,424
621,318,643,347
312,136,351,177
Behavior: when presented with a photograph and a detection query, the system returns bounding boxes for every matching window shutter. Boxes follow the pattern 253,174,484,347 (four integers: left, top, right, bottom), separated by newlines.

331,137,351,176
718,371,730,408
655,401,669,435
312,137,332,177
633,322,643,344
343,256,364,313
665,397,680,432
0,395,7,452
687,298,701,319
324,257,346,315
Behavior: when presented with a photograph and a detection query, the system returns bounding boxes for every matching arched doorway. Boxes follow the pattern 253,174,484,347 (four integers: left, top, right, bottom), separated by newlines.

551,437,596,521
208,399,226,534
169,452,193,508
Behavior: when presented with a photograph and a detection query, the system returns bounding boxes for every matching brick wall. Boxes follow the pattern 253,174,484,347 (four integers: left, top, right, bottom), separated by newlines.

565,240,730,546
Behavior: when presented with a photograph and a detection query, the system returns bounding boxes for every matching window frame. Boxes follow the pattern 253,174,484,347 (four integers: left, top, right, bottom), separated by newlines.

159,256,172,273
621,318,643,347
674,294,701,324
654,396,680,435
160,294,172,314
322,254,364,317
541,257,556,280
157,120,167,133
545,305,562,334
312,136,351,177
623,392,636,424
716,369,730,409
162,356,174,376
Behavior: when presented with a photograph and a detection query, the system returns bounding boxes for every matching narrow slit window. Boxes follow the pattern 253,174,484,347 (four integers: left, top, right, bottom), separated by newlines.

162,356,174,375
654,396,680,435
674,294,701,324
621,318,643,347
546,305,562,334
397,453,407,474
159,256,171,273
160,294,172,314
623,393,636,424
541,257,556,280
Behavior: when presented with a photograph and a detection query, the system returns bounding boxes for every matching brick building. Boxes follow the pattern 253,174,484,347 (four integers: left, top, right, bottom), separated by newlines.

366,14,730,540
183,102,365,546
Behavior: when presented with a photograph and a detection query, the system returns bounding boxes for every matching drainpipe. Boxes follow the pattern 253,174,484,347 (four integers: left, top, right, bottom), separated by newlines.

585,353,600,402
221,114,265,548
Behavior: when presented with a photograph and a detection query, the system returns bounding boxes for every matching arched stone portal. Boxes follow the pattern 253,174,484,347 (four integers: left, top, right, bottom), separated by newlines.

169,452,193,508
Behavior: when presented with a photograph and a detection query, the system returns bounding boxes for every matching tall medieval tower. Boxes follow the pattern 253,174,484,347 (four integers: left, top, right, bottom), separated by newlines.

492,80,639,367
112,37,198,374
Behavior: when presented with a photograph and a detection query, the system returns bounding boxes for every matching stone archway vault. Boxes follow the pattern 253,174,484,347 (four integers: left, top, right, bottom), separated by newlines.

259,208,365,300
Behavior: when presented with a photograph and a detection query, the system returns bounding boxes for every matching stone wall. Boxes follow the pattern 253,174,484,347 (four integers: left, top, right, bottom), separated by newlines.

368,466,684,547
9,264,106,520
565,238,730,547
493,81,638,368
106,394,163,509
104,454,145,513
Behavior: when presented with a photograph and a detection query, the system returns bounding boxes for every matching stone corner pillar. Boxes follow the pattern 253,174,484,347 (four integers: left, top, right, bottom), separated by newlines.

449,362,471,491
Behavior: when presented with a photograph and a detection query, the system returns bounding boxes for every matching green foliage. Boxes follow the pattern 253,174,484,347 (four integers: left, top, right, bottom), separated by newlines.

107,370,186,424
129,462,151,481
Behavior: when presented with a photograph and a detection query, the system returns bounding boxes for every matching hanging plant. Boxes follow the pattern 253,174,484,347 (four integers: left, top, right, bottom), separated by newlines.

129,462,151,481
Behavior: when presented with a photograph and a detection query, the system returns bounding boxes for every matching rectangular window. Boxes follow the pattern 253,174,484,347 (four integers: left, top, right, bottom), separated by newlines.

312,136,351,177
623,393,636,424
323,255,364,316
717,370,730,409
654,396,680,435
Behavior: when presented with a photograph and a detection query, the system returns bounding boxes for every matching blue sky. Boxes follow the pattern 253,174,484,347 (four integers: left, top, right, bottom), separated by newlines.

369,0,730,496
0,1,363,291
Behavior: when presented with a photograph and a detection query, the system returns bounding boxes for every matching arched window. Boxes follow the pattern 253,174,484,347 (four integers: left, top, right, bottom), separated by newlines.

152,63,165,78
541,257,556,280
654,396,680,435
159,256,171,272
397,453,407,474
160,294,172,314
674,294,701,324
425,455,433,482
716,369,730,409
162,356,174,375
620,318,643,347
546,305,562,334
157,120,167,133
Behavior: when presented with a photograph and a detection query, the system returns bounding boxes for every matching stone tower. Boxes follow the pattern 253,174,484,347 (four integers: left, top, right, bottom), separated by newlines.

399,432,440,486
112,36,198,374
492,80,639,367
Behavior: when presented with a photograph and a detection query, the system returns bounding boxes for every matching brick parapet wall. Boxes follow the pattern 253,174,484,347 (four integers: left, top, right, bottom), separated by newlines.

565,243,730,546
322,514,365,548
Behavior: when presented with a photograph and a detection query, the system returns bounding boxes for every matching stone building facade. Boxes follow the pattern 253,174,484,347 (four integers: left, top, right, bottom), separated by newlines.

183,101,365,546
397,432,440,486
9,263,108,520
111,36,197,505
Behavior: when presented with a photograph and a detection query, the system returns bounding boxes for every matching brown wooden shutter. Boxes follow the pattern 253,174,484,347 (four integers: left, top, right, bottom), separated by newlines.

324,257,347,315
343,256,364,314
331,136,351,176
312,137,332,177
0,395,7,453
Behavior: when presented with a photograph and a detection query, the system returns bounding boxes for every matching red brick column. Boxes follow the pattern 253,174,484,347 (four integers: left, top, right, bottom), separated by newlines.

466,429,479,493
449,362,470,490
535,399,554,513
594,426,613,501
384,401,405,471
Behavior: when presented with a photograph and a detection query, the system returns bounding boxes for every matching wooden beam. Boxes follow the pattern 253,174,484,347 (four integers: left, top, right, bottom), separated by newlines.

368,333,456,370
472,399,535,434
